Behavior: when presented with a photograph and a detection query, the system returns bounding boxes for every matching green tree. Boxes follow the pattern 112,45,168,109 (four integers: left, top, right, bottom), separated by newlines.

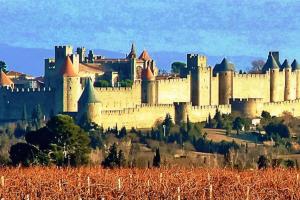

257,155,269,169
284,159,295,168
21,104,28,124
119,79,133,87
171,62,186,74
153,148,161,167
0,61,8,73
233,117,243,134
118,127,127,139
102,143,119,168
31,104,43,130
117,150,126,167
25,114,91,166
163,113,173,136
9,143,39,166
213,109,223,128
264,122,290,139
94,80,111,87
261,111,271,119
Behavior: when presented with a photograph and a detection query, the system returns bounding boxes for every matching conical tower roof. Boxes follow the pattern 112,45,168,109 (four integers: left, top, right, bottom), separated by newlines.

291,59,300,70
139,50,152,61
127,43,136,59
281,59,291,69
0,70,13,86
61,56,77,77
141,66,154,81
262,54,279,72
213,57,235,73
78,78,101,105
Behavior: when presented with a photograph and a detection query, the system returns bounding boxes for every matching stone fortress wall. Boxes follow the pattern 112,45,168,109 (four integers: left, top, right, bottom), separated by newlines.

0,86,55,121
98,103,231,129
1,45,300,129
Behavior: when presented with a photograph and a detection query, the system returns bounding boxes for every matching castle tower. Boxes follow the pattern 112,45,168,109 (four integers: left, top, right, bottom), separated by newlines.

58,56,81,113
214,58,234,105
88,50,95,63
282,59,292,101
187,54,211,106
174,102,189,124
267,54,280,102
127,43,137,59
141,63,156,104
0,70,14,88
292,59,300,99
76,47,86,63
78,78,102,124
139,50,152,61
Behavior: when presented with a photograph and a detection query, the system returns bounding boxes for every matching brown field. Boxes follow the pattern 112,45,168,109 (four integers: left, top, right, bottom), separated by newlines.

0,167,299,199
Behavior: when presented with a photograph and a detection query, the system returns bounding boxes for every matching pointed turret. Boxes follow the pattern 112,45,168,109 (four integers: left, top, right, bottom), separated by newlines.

0,70,14,87
141,66,154,81
139,50,152,61
213,57,235,74
281,59,291,69
127,43,137,59
78,78,102,124
61,56,77,77
292,59,300,70
78,79,101,105
262,54,279,72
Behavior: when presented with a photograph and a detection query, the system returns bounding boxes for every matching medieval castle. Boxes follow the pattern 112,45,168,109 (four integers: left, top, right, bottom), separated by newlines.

0,44,299,129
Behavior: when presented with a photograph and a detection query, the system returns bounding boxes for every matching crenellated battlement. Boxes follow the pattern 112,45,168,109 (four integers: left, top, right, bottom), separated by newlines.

102,59,130,64
190,104,231,110
101,103,174,115
230,98,264,103
0,86,53,93
233,73,269,79
263,99,300,106
96,81,141,92
156,77,189,84
55,45,73,49
187,54,206,60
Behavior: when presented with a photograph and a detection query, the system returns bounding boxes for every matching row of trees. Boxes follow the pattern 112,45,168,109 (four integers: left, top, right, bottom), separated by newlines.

205,109,251,134
9,115,91,166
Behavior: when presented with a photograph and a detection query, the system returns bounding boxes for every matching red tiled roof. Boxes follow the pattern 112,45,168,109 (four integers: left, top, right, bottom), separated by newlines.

62,56,77,77
142,66,154,81
7,71,23,76
0,71,14,86
139,50,152,61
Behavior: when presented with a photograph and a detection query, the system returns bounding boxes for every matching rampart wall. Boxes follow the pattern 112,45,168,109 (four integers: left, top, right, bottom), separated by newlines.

232,73,270,102
262,99,300,117
210,76,219,105
0,87,56,121
97,102,231,129
156,77,190,104
99,104,175,129
188,104,231,122
95,81,142,110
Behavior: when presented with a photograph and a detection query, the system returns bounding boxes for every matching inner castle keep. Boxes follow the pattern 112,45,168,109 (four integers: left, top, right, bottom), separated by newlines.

0,45,300,128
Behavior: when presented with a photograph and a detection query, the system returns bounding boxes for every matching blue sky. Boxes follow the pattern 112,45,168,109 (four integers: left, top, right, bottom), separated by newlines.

0,0,300,59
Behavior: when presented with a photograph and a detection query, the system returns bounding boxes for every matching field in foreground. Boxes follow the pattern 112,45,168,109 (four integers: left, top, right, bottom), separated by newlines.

0,167,299,199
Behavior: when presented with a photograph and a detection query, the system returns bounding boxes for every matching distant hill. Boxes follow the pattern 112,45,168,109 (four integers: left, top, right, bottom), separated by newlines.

0,44,263,76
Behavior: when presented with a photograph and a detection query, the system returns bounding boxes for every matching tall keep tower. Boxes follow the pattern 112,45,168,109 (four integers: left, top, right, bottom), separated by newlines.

266,54,280,102
141,62,156,104
56,56,81,113
282,59,292,101
78,78,102,124
292,59,300,99
187,54,211,106
214,58,234,105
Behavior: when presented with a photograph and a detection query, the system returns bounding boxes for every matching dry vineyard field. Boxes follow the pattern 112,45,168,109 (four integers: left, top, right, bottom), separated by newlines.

0,167,299,199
